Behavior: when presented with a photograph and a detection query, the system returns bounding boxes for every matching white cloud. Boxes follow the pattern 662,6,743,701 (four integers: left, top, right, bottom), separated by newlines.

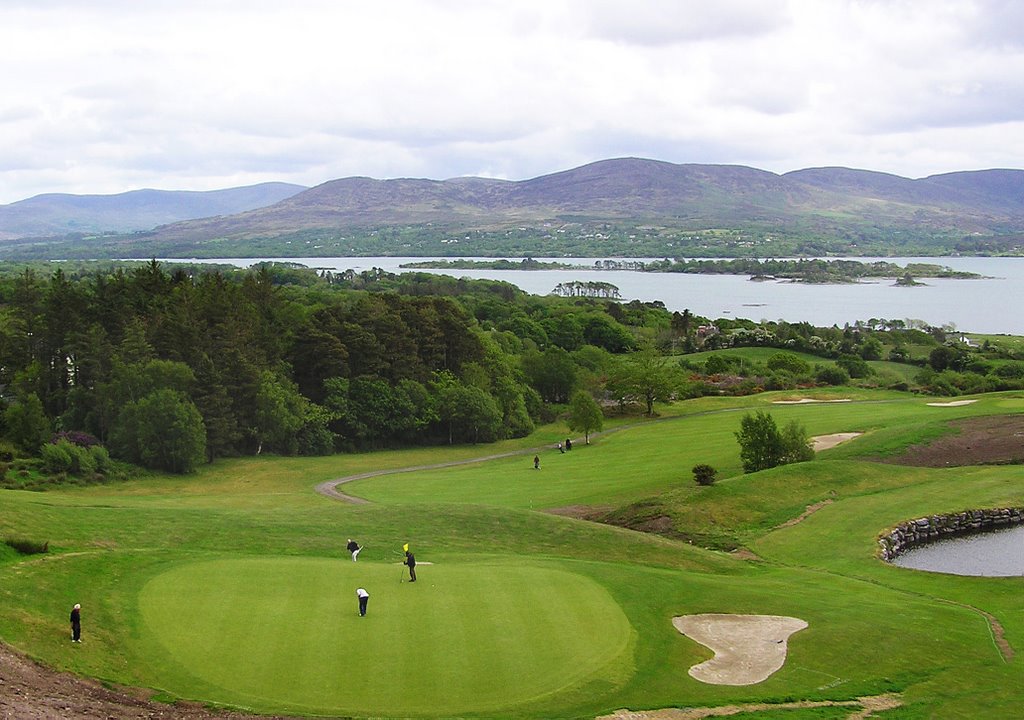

0,0,1023,202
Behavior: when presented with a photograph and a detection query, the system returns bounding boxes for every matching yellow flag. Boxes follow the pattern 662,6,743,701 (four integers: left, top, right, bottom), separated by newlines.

403,543,409,552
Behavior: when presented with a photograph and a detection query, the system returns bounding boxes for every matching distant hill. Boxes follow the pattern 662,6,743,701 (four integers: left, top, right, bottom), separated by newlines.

0,182,307,239
141,159,1024,241
2,159,1024,258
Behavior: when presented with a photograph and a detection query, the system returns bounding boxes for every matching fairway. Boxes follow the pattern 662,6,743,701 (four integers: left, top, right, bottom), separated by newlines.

137,557,633,715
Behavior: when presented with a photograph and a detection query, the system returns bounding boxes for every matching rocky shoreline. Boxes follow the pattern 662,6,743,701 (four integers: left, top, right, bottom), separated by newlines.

878,507,1024,562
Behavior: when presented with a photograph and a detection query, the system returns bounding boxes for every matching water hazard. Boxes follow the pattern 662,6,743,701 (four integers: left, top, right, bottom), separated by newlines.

891,525,1024,577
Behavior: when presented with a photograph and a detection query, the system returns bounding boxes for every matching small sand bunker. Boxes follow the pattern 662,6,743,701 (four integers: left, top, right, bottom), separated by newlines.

773,398,851,404
811,432,862,452
926,399,978,407
673,614,807,685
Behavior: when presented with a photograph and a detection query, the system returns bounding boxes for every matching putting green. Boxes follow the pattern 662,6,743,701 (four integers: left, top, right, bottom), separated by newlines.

138,556,633,716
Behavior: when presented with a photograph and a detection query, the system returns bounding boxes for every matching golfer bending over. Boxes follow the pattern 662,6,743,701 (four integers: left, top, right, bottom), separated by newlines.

356,587,369,616
347,538,362,562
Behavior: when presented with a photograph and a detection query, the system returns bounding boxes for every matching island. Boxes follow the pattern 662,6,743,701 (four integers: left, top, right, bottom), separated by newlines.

400,257,980,283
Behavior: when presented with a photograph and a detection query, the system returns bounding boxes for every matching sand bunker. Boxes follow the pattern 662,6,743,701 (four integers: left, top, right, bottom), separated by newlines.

926,399,978,407
811,432,862,452
772,398,851,404
673,614,807,685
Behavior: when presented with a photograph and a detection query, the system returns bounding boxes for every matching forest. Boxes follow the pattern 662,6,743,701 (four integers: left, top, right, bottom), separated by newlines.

1,261,1021,483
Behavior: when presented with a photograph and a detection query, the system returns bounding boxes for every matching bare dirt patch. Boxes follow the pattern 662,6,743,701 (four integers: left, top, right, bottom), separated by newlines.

672,614,807,686
0,641,301,720
776,499,834,529
544,504,614,520
977,608,1015,663
876,414,1024,467
597,694,902,720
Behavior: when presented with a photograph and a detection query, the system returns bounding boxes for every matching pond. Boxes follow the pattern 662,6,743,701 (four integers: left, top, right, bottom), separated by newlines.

891,525,1024,577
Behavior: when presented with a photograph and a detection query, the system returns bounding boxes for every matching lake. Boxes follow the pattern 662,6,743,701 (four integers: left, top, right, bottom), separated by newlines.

169,256,1024,335
891,525,1024,577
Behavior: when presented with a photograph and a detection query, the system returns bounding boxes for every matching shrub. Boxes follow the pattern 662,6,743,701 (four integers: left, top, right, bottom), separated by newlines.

71,443,97,475
51,430,101,448
692,464,717,486
766,352,811,375
816,364,850,386
88,445,111,473
836,354,871,378
3,536,49,555
995,362,1024,379
888,346,910,362
40,440,74,474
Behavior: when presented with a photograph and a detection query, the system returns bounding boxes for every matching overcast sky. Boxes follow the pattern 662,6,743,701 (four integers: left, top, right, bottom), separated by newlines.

1,0,1023,203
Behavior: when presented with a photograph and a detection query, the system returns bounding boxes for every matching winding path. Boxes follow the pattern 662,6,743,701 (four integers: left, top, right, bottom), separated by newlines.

314,449,535,503
313,399,875,504
313,413,694,503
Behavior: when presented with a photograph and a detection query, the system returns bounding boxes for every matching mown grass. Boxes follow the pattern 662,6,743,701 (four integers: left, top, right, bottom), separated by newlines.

346,391,1010,508
0,389,1021,718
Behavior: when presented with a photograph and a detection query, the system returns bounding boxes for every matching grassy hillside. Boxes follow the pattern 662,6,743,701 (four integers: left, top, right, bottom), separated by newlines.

5,159,1024,259
0,389,1021,718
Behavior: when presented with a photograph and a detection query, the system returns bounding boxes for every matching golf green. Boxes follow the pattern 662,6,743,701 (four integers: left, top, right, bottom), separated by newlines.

138,556,633,715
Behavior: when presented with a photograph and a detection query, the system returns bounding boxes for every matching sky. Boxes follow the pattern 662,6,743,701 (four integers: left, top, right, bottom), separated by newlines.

2,0,1023,204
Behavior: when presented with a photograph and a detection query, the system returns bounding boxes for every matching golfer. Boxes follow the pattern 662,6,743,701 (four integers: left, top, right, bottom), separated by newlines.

404,550,417,582
356,587,369,616
70,603,81,642
347,538,362,562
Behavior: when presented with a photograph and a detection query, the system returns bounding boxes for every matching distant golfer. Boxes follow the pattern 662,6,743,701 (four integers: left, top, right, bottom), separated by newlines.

533,455,540,470
347,538,362,562
70,603,81,643
404,550,417,582
356,587,369,616
565,438,572,451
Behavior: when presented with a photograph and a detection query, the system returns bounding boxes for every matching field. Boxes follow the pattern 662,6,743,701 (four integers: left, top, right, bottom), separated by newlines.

0,389,1022,718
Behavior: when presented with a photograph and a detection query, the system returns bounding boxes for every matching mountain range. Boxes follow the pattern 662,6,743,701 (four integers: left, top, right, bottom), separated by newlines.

2,158,1023,257
0,182,307,240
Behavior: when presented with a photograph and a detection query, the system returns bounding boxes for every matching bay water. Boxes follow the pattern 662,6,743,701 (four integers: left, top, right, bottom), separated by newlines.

171,256,1024,335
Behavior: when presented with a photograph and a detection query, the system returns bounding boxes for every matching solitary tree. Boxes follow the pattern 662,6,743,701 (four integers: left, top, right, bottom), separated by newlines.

567,390,603,444
607,349,680,416
735,411,813,473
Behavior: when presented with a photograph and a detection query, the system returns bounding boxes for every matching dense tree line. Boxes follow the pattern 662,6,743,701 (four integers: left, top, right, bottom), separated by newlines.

1,262,1018,478
0,263,649,474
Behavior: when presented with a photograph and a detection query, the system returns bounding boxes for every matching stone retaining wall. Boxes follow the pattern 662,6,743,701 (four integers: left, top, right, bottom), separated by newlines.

878,507,1024,562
